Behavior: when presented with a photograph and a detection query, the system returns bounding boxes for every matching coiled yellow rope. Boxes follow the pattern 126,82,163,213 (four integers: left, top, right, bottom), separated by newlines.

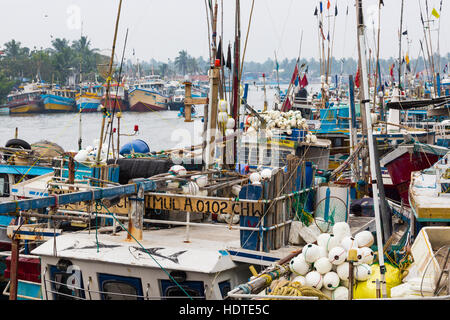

267,279,331,300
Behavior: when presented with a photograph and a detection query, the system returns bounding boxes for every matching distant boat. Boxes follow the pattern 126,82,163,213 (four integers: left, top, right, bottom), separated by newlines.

41,89,76,113
1,83,45,114
128,76,169,112
168,87,185,111
76,84,103,113
101,82,129,112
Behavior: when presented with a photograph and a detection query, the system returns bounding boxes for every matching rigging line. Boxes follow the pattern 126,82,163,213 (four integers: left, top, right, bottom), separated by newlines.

239,0,255,82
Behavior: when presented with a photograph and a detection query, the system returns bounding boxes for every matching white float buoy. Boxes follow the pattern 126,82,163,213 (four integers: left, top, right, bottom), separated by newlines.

341,236,359,251
290,255,311,276
291,276,306,286
328,246,346,265
355,264,372,281
302,243,322,263
323,272,340,291
357,247,375,265
336,262,352,281
332,286,349,300
305,271,323,290
355,231,375,248
169,165,187,176
314,257,332,274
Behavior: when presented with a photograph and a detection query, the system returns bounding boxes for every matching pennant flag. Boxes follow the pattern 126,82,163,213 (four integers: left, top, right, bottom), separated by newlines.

432,8,440,19
380,0,384,6
335,4,338,16
314,7,318,16
226,43,232,70
402,30,408,35
320,1,323,13
327,0,331,10
327,32,330,41
284,97,292,112
405,54,410,65
346,5,349,15
300,74,309,88
355,68,360,88
216,38,224,66
291,64,299,85
389,64,394,77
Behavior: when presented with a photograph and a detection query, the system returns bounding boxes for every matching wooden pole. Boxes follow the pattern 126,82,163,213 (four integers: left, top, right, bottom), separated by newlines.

398,0,404,89
9,237,20,300
127,185,144,241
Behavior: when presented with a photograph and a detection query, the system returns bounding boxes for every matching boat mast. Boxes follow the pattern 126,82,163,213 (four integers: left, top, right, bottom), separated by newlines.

96,0,123,165
355,0,389,298
398,0,404,90
231,0,241,164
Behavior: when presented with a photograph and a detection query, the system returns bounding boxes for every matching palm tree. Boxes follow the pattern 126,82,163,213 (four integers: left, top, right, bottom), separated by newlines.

51,38,75,84
175,50,189,75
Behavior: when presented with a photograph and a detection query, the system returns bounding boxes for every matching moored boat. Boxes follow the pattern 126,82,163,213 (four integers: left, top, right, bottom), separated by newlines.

1,83,45,114
76,85,103,113
41,89,76,113
101,83,129,112
128,76,169,112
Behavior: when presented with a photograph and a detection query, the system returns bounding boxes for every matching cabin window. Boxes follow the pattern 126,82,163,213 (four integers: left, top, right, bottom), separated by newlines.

160,279,205,300
218,280,231,299
49,264,85,300
0,174,9,197
97,273,144,300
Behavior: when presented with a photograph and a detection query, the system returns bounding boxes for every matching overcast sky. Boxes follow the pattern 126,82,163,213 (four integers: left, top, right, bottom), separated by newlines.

0,0,448,64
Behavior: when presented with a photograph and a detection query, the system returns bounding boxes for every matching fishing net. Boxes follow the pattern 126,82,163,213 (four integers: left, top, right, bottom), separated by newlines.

314,196,347,233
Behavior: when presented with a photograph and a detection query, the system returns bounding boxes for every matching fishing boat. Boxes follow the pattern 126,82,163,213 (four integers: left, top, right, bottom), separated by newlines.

409,151,450,222
41,88,76,113
128,76,170,112
1,83,45,114
101,82,129,112
169,87,185,111
76,84,103,113
380,140,448,209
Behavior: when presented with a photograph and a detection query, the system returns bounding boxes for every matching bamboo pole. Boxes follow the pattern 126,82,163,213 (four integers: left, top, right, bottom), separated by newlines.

96,0,123,165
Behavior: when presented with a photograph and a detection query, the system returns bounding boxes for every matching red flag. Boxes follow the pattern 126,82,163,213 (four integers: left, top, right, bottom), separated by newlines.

355,68,360,88
327,0,331,10
291,64,299,84
300,74,308,88
282,97,292,112
390,64,394,78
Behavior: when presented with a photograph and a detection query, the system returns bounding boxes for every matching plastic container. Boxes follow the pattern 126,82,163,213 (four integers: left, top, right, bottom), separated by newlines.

410,227,450,292
119,139,150,155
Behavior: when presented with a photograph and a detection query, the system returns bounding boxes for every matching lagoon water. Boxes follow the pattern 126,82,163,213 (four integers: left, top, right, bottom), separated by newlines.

0,84,319,153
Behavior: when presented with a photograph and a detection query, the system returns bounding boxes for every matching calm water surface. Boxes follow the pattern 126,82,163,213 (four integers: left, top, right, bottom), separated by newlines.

0,84,317,152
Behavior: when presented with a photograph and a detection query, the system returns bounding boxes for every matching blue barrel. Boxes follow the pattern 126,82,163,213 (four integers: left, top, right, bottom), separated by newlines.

119,139,150,155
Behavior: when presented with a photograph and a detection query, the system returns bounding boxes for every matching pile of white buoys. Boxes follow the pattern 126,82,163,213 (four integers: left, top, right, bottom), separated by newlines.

244,110,318,143
247,167,276,185
74,139,115,163
288,222,376,300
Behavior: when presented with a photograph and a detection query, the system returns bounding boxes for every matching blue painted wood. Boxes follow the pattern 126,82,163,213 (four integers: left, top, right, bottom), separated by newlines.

0,178,156,214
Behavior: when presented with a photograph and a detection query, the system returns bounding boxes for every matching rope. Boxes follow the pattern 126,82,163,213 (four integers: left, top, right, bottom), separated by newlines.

267,279,330,300
97,201,193,300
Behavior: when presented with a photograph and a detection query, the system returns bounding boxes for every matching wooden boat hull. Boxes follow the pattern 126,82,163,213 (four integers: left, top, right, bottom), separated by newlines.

76,94,102,113
9,102,42,114
41,94,75,113
128,88,168,112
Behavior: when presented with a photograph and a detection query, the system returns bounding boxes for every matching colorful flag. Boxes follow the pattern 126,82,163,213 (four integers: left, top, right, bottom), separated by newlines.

335,4,338,16
300,74,309,88
314,7,318,16
405,54,410,65
432,8,440,19
327,0,331,10
282,97,292,112
320,1,323,13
